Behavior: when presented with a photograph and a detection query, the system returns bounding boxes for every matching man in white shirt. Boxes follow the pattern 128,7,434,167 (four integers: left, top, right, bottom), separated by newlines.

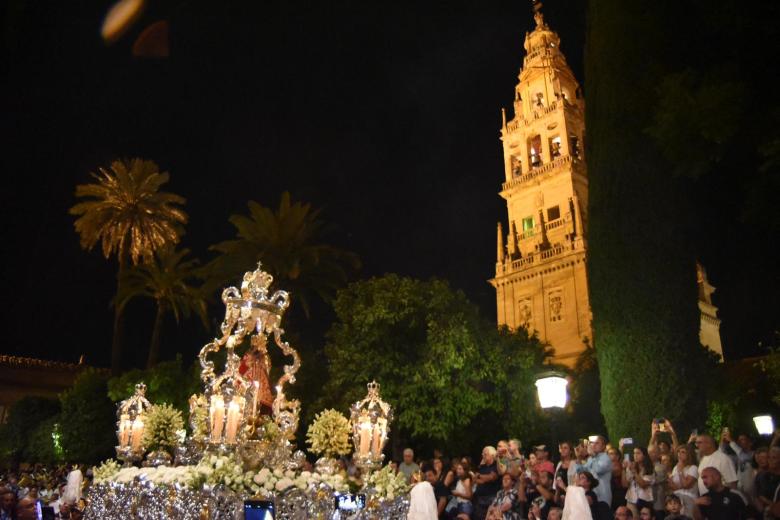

695,435,737,496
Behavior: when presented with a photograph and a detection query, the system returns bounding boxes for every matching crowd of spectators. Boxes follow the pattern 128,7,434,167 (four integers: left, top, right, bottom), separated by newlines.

402,420,780,520
0,464,88,520
2,419,780,520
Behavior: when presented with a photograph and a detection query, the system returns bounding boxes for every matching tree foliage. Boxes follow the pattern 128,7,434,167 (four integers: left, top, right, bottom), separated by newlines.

319,274,550,450
0,396,60,464
69,158,188,266
205,192,360,317
69,158,188,374
58,369,116,464
107,355,201,415
115,246,208,368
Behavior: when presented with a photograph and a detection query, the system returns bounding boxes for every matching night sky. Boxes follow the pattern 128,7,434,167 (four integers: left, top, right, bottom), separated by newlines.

2,0,774,368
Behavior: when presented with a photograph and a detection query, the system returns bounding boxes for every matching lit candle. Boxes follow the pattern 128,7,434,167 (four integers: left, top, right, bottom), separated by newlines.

359,418,372,457
225,398,243,444
211,395,225,442
130,417,144,451
372,418,386,458
252,381,259,418
119,413,130,447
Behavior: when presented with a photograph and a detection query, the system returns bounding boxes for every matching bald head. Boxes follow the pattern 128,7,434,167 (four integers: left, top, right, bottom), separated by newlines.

700,466,723,491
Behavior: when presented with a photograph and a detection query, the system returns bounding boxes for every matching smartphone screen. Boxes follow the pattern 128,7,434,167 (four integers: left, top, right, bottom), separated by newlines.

244,500,275,520
334,494,366,511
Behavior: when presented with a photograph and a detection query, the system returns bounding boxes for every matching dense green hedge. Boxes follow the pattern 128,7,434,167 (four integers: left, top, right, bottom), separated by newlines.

58,369,116,464
585,0,717,443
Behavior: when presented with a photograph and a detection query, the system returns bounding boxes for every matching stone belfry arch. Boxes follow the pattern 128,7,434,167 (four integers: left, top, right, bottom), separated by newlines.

489,1,591,365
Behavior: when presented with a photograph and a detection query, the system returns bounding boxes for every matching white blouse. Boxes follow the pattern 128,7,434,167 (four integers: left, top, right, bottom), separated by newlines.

671,464,699,499
625,468,655,504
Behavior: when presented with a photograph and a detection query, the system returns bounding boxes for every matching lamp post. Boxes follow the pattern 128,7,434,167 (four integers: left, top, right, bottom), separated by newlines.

754,415,774,436
535,372,568,463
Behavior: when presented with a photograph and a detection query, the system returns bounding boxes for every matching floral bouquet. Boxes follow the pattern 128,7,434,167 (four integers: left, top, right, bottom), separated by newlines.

143,403,185,455
305,409,351,459
366,464,409,501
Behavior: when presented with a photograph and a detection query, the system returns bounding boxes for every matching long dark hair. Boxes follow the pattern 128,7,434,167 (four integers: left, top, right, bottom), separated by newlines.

634,446,653,475
457,461,472,481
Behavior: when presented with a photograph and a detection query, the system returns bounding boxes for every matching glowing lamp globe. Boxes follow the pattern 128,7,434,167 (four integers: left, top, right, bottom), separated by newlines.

535,373,568,409
754,415,774,436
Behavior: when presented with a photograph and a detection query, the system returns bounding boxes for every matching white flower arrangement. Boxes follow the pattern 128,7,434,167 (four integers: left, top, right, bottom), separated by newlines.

92,459,121,484
366,464,409,501
94,456,349,497
306,409,351,458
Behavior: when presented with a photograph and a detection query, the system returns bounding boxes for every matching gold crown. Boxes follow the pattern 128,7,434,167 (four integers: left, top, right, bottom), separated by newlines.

221,262,290,315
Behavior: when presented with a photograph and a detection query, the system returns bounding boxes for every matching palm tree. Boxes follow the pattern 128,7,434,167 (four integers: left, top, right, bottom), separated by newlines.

69,158,187,374
205,192,360,316
115,246,208,368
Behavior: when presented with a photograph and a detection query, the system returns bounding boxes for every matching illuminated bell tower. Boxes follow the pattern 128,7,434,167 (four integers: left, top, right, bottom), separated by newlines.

489,2,591,365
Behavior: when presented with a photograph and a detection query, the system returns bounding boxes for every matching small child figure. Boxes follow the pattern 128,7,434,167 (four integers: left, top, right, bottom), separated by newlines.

664,495,692,520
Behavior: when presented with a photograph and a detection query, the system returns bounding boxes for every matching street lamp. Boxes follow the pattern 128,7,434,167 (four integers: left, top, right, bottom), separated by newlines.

754,415,774,436
535,372,569,409
535,372,568,465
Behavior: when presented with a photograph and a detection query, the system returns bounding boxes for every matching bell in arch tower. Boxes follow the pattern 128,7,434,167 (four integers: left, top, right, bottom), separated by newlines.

489,1,591,365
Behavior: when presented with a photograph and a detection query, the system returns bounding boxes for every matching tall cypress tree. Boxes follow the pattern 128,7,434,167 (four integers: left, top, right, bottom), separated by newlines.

585,0,712,442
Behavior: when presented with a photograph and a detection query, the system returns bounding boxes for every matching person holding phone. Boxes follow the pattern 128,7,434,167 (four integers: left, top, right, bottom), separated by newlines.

584,436,613,508
622,446,656,517
553,441,578,507
608,446,628,510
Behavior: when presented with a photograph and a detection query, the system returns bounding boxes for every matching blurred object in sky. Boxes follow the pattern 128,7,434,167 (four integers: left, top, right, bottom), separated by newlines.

101,0,145,44
132,20,169,58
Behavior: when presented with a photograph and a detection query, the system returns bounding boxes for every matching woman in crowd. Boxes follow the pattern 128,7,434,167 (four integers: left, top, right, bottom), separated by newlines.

486,473,520,520
666,444,698,516
449,461,474,520
433,458,447,485
623,446,655,517
553,441,577,507
608,446,628,510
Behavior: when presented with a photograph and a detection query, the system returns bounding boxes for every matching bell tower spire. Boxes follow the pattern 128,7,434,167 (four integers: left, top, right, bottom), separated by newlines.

489,4,591,366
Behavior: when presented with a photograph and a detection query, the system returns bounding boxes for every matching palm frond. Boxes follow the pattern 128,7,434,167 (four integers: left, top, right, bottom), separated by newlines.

70,158,188,265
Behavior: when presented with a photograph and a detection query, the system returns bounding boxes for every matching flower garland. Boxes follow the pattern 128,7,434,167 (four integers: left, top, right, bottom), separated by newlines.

305,409,351,458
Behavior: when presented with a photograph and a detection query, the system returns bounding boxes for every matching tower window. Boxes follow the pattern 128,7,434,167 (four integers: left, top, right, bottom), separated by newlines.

522,216,535,235
547,205,560,221
569,135,580,159
528,135,542,168
535,92,545,108
511,155,522,177
549,136,562,158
